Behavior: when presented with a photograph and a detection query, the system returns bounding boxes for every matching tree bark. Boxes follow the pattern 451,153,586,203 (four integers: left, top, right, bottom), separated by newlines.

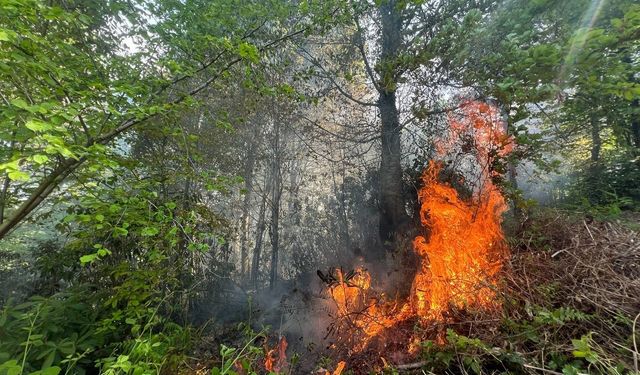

498,100,522,223
377,0,409,254
590,114,601,162
0,157,85,239
269,120,282,289
332,162,351,252
631,98,640,149
0,176,10,225
623,54,640,149
239,132,258,279
250,171,272,288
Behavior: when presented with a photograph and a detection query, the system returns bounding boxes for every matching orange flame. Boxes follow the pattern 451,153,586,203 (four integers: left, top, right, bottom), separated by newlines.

411,100,511,320
327,268,401,350
321,361,346,375
264,336,288,373
326,100,512,356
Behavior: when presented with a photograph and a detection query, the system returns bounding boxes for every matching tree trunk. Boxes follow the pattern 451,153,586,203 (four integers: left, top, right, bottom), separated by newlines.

0,157,84,239
497,100,522,223
250,172,272,288
269,121,282,289
332,163,351,252
623,54,640,149
377,0,408,254
0,133,17,226
631,98,640,149
587,113,603,205
0,176,10,225
590,114,601,162
239,133,258,279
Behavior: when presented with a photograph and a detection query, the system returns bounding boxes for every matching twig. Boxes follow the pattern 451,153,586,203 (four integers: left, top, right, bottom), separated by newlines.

583,220,595,243
395,361,427,370
522,363,564,375
633,312,639,373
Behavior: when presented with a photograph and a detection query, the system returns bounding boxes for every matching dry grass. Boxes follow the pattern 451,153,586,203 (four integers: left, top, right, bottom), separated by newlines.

507,210,639,318
501,210,640,373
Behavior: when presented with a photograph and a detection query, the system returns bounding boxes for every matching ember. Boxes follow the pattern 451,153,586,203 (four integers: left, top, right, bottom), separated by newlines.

324,100,513,365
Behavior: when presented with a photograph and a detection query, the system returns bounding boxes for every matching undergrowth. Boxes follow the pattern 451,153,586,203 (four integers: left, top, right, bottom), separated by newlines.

404,208,640,375
185,208,639,375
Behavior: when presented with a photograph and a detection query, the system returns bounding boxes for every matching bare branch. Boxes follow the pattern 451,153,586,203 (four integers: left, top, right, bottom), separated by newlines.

354,18,381,93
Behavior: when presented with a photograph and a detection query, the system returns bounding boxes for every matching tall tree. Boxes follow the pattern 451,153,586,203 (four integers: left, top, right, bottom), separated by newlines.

303,0,490,256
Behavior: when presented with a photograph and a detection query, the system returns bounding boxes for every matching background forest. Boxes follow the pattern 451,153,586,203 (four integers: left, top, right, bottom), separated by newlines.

0,0,639,374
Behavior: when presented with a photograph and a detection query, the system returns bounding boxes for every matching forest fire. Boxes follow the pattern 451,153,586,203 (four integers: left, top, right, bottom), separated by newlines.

325,101,513,365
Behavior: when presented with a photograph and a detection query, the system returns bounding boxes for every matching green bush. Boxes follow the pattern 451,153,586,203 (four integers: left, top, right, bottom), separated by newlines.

565,151,640,214
0,291,99,375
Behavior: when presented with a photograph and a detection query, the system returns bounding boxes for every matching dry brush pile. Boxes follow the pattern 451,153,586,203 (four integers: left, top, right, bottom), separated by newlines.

496,210,640,374
393,210,640,374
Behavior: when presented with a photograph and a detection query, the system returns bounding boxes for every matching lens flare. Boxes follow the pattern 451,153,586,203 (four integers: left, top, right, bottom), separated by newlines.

558,0,608,83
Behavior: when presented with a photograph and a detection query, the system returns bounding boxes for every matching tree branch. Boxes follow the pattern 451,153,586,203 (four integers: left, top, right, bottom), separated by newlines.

300,48,378,107
0,23,312,240
354,18,381,93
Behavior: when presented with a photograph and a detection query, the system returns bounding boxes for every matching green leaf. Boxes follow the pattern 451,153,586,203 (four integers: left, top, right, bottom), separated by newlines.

25,119,53,132
113,227,128,237
57,340,75,355
237,42,259,63
0,159,20,171
79,254,98,264
0,360,21,375
10,98,31,111
32,367,62,375
32,154,49,164
96,248,110,257
140,227,159,236
42,350,55,369
8,170,29,181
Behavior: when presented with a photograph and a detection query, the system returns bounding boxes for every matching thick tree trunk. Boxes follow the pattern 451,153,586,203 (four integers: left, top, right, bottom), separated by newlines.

378,91,407,251
377,0,408,254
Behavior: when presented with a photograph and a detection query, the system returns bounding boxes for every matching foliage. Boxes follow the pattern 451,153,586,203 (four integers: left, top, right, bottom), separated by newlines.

0,290,191,375
563,151,640,214
410,304,629,374
0,0,639,374
0,292,96,375
209,326,267,375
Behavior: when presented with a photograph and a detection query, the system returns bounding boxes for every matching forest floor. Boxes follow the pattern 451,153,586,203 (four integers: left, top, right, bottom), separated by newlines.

181,209,640,375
